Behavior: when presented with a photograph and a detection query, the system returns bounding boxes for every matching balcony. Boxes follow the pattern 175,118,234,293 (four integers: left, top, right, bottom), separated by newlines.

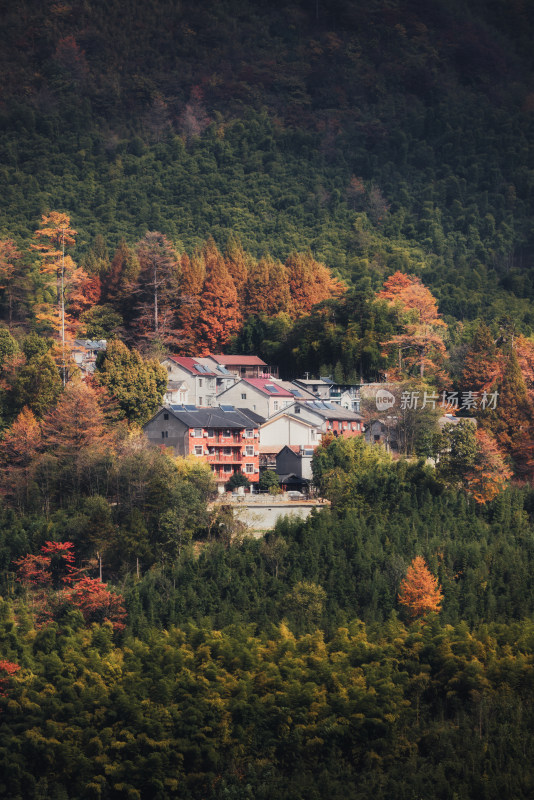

205,453,244,464
206,436,243,445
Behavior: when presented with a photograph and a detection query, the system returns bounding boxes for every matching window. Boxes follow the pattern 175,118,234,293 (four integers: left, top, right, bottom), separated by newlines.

194,445,203,456
295,407,301,414
245,463,254,474
161,431,168,439
224,465,232,473
198,396,203,405
241,393,247,399
311,430,315,440
343,422,348,429
273,401,279,411
207,428,214,437
245,445,254,456
193,428,203,438
199,378,203,387
244,429,253,438
163,413,169,420
223,447,232,456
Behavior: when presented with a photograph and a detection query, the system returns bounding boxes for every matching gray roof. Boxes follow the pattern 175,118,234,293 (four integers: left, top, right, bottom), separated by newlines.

277,473,311,485
295,400,363,421
237,408,265,426
160,404,260,429
74,339,107,350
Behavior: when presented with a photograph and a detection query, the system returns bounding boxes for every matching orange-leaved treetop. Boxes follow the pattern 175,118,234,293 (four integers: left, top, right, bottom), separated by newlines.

285,252,345,317
378,271,447,381
465,429,513,503
398,556,443,619
31,212,90,383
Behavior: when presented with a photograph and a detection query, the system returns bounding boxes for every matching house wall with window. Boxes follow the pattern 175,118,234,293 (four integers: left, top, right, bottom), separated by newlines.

259,414,320,450
273,402,364,438
161,357,217,406
143,408,190,455
217,379,294,417
276,446,315,480
143,406,260,484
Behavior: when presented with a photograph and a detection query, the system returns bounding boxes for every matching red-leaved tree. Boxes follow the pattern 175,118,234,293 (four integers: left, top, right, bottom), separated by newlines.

14,542,126,631
0,660,21,697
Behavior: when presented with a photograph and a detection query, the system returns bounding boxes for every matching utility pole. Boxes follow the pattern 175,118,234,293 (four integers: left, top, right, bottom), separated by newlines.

61,229,66,386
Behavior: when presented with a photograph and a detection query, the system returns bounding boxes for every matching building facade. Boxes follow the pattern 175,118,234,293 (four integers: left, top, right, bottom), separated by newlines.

271,400,364,437
143,405,260,484
203,354,277,379
161,356,218,406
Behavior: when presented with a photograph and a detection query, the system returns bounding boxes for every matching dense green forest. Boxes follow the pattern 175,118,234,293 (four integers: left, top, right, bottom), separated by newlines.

1,0,534,317
2,0,534,797
2,434,534,798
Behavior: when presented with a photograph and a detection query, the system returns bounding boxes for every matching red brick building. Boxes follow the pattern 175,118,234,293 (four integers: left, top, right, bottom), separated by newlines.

143,405,261,484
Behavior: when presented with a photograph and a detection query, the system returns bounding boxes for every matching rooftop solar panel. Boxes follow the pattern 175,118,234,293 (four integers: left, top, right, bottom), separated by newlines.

219,404,236,412
265,384,279,393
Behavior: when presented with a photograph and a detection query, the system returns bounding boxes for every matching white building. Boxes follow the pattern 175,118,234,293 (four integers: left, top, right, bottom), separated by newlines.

161,356,218,406
259,412,321,451
217,378,296,418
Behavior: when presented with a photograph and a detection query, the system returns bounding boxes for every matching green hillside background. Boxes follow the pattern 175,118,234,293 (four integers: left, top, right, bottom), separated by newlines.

1,0,534,326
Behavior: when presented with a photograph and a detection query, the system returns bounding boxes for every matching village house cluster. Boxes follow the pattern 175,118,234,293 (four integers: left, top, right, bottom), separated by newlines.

142,354,365,492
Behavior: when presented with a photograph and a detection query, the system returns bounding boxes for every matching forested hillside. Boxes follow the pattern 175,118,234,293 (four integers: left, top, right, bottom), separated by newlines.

2,1,534,797
1,0,534,315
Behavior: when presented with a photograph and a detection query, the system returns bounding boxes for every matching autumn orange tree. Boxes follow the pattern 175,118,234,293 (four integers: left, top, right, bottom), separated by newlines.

245,256,291,316
285,252,345,317
515,334,534,404
31,212,87,382
41,380,112,460
398,556,443,619
174,250,206,353
193,239,241,353
0,406,41,510
101,238,140,309
460,321,501,394
378,271,447,381
481,348,533,474
464,429,513,503
224,235,251,297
